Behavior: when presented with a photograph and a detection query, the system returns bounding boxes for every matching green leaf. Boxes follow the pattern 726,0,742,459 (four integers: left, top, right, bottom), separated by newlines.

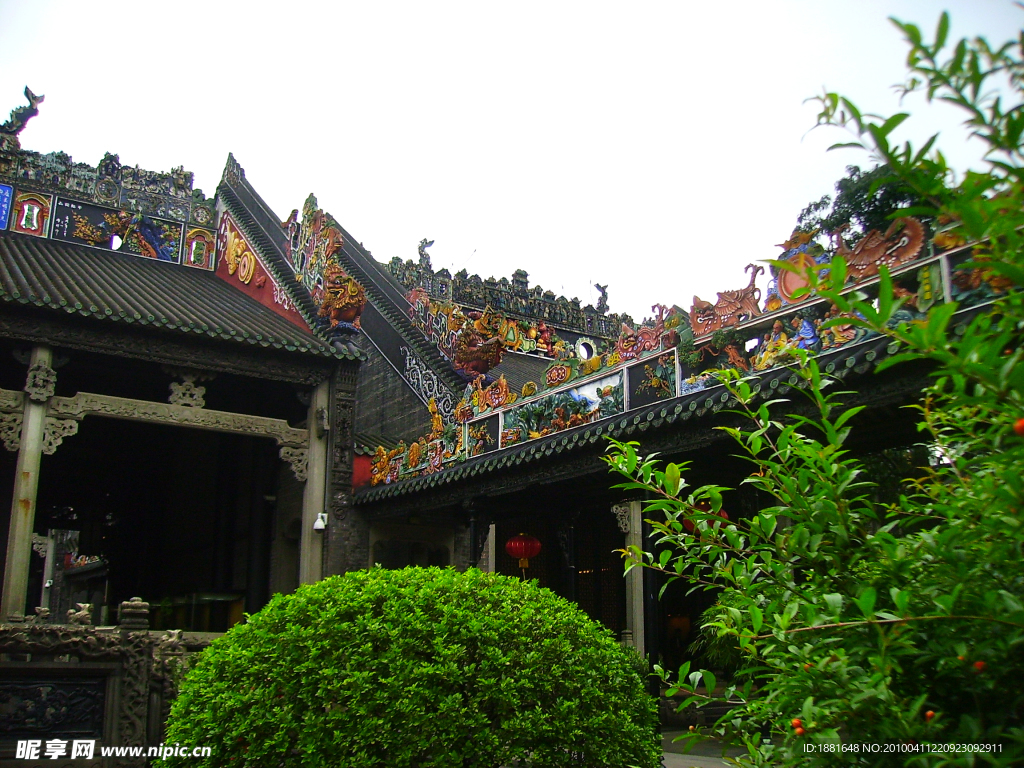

665,462,681,496
854,587,877,619
935,11,949,51
702,671,717,697
823,593,844,615
749,605,763,634
878,112,910,137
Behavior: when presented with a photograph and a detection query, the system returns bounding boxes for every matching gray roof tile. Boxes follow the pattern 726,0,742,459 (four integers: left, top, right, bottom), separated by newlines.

0,230,358,360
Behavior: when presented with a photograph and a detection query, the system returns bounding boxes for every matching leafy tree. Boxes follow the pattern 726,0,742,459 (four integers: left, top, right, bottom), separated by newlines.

606,12,1024,767
797,164,923,245
164,567,660,768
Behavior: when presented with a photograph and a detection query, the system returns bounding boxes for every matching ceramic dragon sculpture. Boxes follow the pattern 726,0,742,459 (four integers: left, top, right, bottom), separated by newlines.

831,217,925,281
690,264,764,337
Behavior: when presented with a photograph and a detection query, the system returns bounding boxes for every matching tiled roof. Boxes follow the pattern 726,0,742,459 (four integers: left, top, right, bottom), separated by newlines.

0,230,356,359
354,335,903,503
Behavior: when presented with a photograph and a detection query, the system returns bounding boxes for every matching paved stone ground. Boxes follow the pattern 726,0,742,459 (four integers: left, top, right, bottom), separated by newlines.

661,730,746,768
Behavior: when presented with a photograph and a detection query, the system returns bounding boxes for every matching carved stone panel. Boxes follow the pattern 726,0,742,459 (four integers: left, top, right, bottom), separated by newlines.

326,366,364,575
0,678,106,740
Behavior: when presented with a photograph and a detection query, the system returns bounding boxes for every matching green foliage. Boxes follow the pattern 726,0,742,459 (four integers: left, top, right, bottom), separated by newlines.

164,567,660,768
798,164,923,244
606,12,1024,767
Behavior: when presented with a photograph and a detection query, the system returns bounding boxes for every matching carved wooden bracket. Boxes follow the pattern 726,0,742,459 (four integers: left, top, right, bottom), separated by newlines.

611,503,632,534
0,411,22,452
42,417,79,455
0,388,25,413
30,533,48,558
279,446,308,482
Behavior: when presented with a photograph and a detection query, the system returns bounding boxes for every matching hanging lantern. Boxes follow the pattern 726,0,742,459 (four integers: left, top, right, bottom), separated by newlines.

505,533,542,569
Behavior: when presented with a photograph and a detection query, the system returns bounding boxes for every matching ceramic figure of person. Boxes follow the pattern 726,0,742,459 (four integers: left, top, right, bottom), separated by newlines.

791,314,820,350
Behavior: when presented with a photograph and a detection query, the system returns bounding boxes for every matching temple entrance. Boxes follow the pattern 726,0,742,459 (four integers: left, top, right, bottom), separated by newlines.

16,416,299,631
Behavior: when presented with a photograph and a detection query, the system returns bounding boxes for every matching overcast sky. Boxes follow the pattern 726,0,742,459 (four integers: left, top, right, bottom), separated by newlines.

0,1,1018,323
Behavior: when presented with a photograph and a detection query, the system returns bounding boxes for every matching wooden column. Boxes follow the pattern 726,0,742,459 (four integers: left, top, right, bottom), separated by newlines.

299,379,329,584
2,345,52,619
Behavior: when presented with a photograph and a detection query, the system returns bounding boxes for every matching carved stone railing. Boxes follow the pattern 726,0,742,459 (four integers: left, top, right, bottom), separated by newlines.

0,599,215,767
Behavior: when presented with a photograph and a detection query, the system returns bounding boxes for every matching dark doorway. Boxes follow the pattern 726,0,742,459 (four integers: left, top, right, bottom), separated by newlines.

27,416,281,631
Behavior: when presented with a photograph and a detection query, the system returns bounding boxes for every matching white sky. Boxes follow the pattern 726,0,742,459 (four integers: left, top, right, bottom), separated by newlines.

0,1,1018,323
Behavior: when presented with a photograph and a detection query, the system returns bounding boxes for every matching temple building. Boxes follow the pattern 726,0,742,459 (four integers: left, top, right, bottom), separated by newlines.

0,88,1003,753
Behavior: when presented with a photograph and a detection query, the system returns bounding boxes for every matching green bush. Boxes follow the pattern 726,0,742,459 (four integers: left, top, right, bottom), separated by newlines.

606,13,1024,766
163,567,660,768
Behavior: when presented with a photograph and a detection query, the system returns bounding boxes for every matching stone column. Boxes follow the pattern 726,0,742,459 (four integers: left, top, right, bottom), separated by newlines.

2,346,53,619
485,524,496,573
614,501,645,657
298,379,329,584
325,363,362,575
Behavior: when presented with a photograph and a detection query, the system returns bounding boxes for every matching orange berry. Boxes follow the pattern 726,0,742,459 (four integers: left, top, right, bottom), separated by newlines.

957,655,966,662
791,718,802,728
973,660,986,673
803,663,811,672
794,727,806,736
925,711,935,721
1015,418,1024,437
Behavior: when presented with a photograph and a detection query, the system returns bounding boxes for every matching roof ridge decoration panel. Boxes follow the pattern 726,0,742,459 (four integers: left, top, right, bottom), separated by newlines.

388,238,632,338
362,226,1000,492
0,87,216,271
217,159,455,406
215,210,310,332
278,191,465,414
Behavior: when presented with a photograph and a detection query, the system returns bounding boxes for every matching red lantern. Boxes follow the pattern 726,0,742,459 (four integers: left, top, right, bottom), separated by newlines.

505,533,542,569
683,502,729,533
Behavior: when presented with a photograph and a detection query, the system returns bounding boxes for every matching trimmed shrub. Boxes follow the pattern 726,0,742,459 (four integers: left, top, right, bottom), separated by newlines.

164,567,660,767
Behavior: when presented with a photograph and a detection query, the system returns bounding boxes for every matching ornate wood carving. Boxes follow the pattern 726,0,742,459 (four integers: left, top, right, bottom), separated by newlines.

1,410,21,451
167,377,206,407
46,391,309,448
0,388,25,412
30,533,48,557
24,360,57,402
278,446,308,482
611,503,632,534
42,417,79,454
